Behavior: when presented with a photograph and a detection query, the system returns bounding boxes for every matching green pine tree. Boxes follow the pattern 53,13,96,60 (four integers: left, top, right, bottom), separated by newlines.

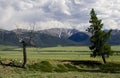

87,8,112,64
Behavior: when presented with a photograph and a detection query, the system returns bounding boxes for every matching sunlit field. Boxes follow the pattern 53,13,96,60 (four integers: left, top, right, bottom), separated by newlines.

0,45,120,78
0,45,120,62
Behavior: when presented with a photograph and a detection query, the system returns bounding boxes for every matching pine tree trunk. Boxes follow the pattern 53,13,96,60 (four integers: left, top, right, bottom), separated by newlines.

102,55,106,64
22,43,27,68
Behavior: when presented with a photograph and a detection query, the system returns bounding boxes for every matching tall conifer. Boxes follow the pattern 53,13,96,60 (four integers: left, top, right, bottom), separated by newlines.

87,9,112,63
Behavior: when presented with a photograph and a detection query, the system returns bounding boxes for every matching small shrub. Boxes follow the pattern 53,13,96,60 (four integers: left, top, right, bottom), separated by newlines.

64,64,79,71
28,62,41,71
39,61,53,72
28,61,54,72
54,64,68,72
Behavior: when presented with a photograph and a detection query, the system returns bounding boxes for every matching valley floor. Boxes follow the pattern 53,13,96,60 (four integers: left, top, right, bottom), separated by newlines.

0,46,120,78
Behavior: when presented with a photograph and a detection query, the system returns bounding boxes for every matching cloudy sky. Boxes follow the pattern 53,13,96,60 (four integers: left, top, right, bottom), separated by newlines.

0,0,120,31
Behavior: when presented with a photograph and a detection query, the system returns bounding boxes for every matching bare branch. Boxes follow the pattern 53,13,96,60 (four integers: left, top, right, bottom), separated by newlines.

28,23,36,46
14,24,23,43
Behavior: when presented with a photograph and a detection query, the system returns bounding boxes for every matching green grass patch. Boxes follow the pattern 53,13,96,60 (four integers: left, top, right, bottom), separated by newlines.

0,45,120,78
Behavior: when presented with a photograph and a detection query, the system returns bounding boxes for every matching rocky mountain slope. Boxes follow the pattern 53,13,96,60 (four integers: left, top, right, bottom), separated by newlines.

0,28,120,47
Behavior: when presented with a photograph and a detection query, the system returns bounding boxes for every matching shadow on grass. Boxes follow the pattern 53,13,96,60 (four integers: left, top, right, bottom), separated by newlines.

0,59,120,73
62,60,102,66
62,60,101,73
0,61,23,68
62,60,120,73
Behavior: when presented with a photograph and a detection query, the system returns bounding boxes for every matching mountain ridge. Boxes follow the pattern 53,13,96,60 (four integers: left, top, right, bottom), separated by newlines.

0,28,120,47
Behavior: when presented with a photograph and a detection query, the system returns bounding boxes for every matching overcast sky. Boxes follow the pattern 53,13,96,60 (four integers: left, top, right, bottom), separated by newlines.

0,0,120,31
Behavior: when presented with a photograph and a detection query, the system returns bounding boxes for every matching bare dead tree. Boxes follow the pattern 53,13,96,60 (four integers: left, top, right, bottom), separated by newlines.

15,23,35,68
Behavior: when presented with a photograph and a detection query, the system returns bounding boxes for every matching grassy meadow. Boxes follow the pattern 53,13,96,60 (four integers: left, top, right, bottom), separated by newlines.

0,45,120,78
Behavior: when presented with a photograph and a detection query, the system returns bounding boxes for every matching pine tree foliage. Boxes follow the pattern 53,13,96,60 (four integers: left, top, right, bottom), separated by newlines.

87,9,112,63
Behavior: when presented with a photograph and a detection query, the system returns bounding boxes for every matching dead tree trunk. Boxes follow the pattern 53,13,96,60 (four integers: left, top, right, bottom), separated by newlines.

21,41,27,68
15,23,36,68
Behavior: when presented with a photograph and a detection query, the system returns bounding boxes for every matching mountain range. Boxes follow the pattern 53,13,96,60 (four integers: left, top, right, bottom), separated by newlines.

0,28,120,47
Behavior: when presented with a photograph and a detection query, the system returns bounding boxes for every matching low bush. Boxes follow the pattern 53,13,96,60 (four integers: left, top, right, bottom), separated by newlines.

54,64,68,72
28,61,54,72
64,63,79,71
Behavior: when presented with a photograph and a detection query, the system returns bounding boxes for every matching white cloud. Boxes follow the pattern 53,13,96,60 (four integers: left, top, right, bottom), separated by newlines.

103,19,118,30
36,20,72,30
48,0,71,15
0,0,120,30
1,6,15,22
